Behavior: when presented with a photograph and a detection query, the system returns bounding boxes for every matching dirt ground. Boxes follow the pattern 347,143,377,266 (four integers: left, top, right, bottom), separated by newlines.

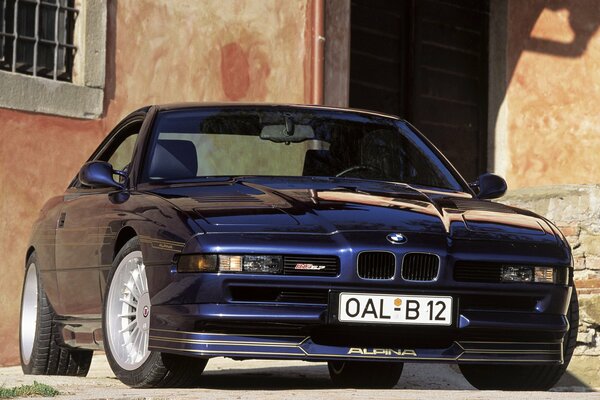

0,354,597,400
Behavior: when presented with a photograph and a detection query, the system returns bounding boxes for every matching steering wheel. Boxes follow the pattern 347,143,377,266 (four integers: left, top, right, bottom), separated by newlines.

335,164,382,178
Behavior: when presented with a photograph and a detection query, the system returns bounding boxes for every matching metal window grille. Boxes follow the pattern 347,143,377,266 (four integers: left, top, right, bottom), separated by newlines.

0,0,78,81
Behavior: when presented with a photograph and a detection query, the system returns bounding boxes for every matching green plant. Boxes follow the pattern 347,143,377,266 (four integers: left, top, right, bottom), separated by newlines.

0,381,59,398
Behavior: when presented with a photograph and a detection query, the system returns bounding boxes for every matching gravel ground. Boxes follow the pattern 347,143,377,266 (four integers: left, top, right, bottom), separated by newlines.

0,355,597,400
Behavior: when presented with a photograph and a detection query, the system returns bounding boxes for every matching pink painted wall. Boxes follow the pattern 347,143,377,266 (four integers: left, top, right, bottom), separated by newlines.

0,0,314,366
504,1,600,188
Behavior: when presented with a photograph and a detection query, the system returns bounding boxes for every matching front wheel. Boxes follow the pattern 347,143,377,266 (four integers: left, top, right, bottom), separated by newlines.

328,360,403,388
20,252,93,376
460,287,579,390
103,237,207,388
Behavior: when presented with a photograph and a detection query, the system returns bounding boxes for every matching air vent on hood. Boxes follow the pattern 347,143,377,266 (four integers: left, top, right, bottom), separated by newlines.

452,199,516,213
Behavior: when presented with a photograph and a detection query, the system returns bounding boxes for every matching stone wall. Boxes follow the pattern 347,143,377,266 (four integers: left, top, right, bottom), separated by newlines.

501,185,600,386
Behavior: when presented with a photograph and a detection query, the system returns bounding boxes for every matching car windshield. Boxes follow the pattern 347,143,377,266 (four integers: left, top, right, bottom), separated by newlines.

143,107,465,191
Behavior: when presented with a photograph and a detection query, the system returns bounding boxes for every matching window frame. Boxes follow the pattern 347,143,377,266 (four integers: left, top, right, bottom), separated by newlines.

138,106,472,194
0,0,78,81
70,116,144,190
0,0,105,119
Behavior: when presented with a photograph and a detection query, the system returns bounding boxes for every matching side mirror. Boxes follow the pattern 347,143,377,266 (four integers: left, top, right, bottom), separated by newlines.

472,173,507,200
79,161,125,190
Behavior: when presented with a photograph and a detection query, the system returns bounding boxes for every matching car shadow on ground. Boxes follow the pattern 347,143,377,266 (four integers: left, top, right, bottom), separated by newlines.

196,363,475,390
93,355,594,392
194,363,595,391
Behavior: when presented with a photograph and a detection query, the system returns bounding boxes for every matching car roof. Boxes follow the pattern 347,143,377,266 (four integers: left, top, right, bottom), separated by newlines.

150,102,404,122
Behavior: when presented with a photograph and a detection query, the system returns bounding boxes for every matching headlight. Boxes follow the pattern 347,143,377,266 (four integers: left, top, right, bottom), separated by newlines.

242,255,283,274
501,266,533,282
501,265,567,284
177,254,282,274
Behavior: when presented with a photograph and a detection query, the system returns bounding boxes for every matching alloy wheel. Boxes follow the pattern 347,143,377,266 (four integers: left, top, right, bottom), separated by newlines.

106,251,151,370
20,263,38,365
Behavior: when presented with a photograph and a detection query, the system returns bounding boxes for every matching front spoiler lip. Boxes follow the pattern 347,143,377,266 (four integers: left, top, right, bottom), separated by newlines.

148,329,564,364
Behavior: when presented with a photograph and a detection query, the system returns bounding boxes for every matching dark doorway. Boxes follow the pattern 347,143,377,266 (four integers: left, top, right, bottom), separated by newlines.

349,0,489,182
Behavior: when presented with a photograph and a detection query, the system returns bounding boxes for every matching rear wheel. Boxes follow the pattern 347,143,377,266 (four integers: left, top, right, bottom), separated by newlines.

20,252,93,376
328,360,403,388
103,237,207,388
460,287,579,391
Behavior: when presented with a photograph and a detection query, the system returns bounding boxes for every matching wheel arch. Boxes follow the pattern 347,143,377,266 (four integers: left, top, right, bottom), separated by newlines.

114,226,138,258
25,246,36,266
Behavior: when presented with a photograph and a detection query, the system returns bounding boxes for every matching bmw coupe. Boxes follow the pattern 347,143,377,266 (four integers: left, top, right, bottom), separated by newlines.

20,104,578,390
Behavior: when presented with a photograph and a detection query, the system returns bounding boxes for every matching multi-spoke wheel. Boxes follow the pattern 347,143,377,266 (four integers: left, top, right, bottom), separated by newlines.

105,250,151,370
20,252,93,376
103,237,208,388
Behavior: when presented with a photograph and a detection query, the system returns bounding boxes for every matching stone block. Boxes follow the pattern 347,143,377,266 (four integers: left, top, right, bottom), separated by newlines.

576,328,596,345
574,270,600,282
559,225,581,237
573,256,586,270
579,294,600,325
567,238,581,250
585,256,600,271
580,234,600,258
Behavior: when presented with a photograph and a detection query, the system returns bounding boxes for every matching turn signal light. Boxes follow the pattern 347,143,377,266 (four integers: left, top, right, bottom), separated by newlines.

177,254,282,274
534,267,555,283
177,254,217,272
219,255,243,272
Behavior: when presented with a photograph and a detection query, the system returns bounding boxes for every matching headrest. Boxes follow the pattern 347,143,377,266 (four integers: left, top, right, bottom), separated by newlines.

148,139,198,180
303,149,334,176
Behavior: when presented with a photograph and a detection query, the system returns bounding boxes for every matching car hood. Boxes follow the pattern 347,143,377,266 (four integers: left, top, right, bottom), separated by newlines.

146,177,557,243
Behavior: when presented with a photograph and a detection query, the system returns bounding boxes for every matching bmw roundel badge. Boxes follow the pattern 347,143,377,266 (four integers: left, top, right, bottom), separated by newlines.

387,233,407,244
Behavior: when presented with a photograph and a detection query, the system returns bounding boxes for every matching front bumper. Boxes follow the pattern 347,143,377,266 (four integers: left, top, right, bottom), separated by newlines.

148,328,564,364
148,287,569,365
146,230,572,365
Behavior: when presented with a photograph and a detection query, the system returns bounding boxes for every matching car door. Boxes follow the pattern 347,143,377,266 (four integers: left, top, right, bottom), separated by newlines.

54,119,142,318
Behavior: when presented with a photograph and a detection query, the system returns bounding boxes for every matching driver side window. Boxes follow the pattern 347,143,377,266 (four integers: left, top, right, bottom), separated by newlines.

97,120,143,184
104,132,139,184
108,134,138,172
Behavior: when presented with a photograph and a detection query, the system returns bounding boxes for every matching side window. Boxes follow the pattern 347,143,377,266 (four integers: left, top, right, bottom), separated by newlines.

72,120,143,189
96,120,143,185
103,133,139,184
107,134,138,172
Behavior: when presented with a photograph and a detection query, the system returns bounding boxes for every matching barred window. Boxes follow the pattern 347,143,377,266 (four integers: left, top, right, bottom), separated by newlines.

0,0,78,81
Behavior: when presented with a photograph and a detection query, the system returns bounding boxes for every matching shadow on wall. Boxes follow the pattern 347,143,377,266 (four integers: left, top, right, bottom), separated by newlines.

508,0,600,78
489,0,600,173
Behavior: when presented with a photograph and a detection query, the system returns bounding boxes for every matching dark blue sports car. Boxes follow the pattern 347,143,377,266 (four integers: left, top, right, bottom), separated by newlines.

20,104,578,390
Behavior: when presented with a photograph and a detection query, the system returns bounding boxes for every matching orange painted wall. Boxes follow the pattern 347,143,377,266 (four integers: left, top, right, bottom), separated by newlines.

0,0,314,366
504,1,600,188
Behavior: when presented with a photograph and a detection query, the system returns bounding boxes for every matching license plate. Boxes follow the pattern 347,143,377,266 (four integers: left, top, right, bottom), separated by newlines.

338,293,453,326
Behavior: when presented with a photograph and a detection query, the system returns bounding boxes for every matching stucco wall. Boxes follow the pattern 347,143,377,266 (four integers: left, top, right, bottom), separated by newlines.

503,1,600,189
0,0,314,366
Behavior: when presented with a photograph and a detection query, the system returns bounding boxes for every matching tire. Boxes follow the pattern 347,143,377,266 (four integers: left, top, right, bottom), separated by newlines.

460,287,580,391
20,252,93,376
103,237,208,388
328,360,403,388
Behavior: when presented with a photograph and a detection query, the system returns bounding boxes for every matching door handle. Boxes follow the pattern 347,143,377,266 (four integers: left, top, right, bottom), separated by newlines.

57,212,66,229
